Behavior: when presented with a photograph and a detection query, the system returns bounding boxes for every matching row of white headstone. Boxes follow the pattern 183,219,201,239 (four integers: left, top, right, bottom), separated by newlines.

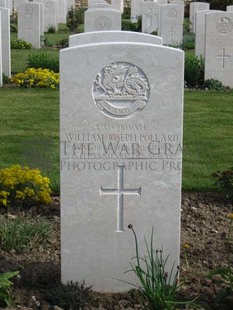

85,1,184,46
0,3,11,86
190,2,233,88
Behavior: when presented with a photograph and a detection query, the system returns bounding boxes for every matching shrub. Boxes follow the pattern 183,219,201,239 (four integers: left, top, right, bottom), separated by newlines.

185,54,204,87
203,79,227,91
0,215,53,253
11,39,32,49
122,19,141,32
0,165,52,209
0,271,19,307
47,26,56,33
46,281,92,310
10,24,17,33
67,7,86,32
182,34,195,50
57,38,69,48
212,167,233,203
27,53,59,73
10,68,59,89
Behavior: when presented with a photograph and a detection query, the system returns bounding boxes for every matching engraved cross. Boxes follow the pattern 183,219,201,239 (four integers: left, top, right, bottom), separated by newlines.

100,165,141,232
168,27,176,40
25,25,33,37
217,48,230,69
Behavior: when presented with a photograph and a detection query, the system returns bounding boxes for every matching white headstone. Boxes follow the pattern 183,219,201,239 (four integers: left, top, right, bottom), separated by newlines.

18,2,41,48
195,10,209,57
13,0,27,12
69,30,163,46
227,5,233,12
111,0,123,13
57,0,67,23
131,0,142,23
158,4,184,46
36,0,58,32
84,7,121,32
89,0,111,9
0,7,10,77
60,31,184,292
189,2,209,33
0,0,6,8
0,12,2,87
205,12,233,87
142,1,159,34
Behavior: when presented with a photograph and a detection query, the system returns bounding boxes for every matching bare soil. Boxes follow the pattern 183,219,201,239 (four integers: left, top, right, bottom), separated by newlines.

0,192,233,310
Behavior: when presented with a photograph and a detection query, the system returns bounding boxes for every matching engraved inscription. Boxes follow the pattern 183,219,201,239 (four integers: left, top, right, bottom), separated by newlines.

217,48,230,69
24,6,34,17
198,4,207,11
100,165,141,232
93,62,150,119
25,25,33,37
167,9,177,19
216,17,233,34
94,16,112,30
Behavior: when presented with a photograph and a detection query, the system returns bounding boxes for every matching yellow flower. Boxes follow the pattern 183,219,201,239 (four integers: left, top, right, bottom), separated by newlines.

182,243,190,249
228,213,233,219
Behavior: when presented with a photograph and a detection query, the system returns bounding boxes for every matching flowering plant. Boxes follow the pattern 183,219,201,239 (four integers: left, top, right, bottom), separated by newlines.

0,165,52,209
10,68,59,89
11,39,32,49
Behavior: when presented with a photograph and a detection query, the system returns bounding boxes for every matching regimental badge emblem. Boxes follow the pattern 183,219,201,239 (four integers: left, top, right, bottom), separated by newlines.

216,17,233,34
167,9,178,19
93,62,150,119
24,6,34,17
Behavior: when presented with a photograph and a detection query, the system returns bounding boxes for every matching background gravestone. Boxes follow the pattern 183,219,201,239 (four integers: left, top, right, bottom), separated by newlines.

227,5,233,12
111,0,123,13
69,31,163,46
158,4,184,46
0,7,10,77
84,7,121,32
60,32,184,292
205,11,233,87
195,10,210,57
131,0,142,23
0,0,6,8
18,2,41,48
189,2,210,33
141,1,158,34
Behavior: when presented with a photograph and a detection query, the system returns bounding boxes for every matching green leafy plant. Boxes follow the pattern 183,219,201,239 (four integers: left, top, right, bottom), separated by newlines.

212,167,233,203
185,54,204,87
182,34,195,50
207,213,233,306
0,271,19,306
47,26,56,33
27,53,59,73
57,38,69,48
0,165,52,209
203,78,227,91
127,224,196,310
0,215,53,253
45,280,92,310
122,16,142,32
11,39,32,49
67,7,86,32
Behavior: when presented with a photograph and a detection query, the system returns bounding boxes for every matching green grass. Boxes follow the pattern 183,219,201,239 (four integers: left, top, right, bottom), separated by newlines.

0,88,232,193
11,48,59,74
183,90,233,191
0,88,59,192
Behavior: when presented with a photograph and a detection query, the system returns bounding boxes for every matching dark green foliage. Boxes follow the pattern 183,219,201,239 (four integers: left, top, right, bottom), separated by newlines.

182,34,195,50
203,79,227,91
185,54,204,87
212,168,233,202
47,26,56,34
27,53,59,72
58,38,69,48
46,280,92,310
10,24,17,33
122,17,141,32
208,0,233,10
2,74,10,85
67,7,86,32
122,7,130,19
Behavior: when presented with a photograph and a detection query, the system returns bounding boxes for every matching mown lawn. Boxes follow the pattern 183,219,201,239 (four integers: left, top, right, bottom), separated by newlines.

0,88,232,193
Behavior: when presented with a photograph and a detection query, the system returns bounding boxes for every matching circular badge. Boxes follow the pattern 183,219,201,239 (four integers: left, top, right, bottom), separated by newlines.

93,62,150,119
94,16,112,31
216,17,233,34
24,6,34,17
167,9,178,19
45,1,53,9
